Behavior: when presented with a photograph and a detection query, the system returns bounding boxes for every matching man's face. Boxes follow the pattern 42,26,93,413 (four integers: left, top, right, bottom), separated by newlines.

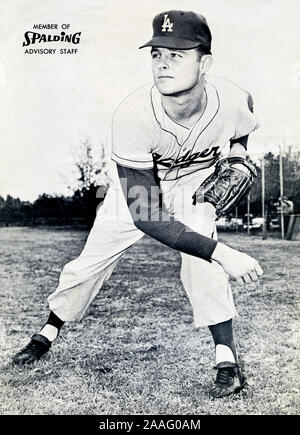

151,47,201,96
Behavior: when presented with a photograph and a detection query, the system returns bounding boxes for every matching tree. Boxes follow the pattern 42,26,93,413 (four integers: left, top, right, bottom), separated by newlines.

0,195,26,224
68,138,110,226
69,138,110,194
0,139,111,227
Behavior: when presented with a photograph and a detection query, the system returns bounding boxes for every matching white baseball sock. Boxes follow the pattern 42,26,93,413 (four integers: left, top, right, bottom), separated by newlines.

39,324,58,342
215,344,236,365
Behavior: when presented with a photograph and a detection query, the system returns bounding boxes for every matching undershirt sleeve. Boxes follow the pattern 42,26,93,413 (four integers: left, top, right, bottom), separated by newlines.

117,164,217,261
230,135,249,150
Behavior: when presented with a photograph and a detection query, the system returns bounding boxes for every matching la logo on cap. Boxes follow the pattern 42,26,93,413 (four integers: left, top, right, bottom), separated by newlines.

161,14,173,32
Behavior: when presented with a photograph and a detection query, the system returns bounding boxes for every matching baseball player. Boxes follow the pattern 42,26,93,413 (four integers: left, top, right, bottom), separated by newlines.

13,10,263,399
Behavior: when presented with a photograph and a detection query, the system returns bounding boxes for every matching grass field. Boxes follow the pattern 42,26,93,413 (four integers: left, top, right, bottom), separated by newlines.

0,227,299,415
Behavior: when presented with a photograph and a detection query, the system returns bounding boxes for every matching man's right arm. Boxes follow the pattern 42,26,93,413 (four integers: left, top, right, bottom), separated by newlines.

117,164,263,284
117,164,217,261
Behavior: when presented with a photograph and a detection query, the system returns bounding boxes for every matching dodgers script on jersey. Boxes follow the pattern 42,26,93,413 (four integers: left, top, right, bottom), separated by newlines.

111,75,259,181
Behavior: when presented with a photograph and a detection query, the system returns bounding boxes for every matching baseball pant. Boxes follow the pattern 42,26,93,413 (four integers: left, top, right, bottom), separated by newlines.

48,163,237,327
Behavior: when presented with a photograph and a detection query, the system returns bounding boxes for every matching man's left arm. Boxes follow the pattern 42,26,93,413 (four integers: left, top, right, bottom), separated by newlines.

193,133,257,218
193,90,259,216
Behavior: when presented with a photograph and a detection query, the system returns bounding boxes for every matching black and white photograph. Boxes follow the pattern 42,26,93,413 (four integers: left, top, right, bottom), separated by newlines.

0,0,299,417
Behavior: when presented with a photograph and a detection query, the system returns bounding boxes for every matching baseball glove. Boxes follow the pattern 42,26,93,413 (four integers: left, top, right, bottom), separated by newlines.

192,156,257,219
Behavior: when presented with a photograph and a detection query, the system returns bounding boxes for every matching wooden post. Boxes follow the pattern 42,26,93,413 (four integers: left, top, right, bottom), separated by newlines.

247,193,251,235
279,146,284,239
262,157,267,239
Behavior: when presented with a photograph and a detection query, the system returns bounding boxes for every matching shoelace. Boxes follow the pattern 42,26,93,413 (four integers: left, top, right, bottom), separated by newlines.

215,367,235,385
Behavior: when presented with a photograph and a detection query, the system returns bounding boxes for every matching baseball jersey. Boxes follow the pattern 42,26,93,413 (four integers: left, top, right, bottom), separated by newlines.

111,74,259,181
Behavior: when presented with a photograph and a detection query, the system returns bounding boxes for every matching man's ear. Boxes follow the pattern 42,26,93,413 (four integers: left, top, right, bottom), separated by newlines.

200,55,213,74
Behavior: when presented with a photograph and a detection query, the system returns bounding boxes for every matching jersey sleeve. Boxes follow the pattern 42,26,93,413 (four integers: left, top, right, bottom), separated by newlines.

232,91,260,140
111,97,155,170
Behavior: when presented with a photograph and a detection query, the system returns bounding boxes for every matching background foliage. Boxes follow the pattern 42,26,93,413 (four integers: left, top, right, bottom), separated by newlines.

1,144,299,227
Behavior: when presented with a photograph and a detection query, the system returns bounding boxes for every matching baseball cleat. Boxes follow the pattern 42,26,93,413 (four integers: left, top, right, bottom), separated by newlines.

12,334,51,365
209,361,247,399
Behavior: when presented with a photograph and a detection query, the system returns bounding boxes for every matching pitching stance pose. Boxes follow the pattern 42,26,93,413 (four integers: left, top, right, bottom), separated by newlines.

13,11,263,399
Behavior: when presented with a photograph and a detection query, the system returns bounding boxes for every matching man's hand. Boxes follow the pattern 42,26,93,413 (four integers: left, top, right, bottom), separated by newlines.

211,242,263,285
192,156,257,219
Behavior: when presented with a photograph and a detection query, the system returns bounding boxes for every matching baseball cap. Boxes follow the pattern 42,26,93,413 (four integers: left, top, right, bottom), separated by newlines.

139,10,212,53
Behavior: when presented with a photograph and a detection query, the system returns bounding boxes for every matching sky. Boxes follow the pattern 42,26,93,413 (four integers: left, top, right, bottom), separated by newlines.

0,0,300,201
